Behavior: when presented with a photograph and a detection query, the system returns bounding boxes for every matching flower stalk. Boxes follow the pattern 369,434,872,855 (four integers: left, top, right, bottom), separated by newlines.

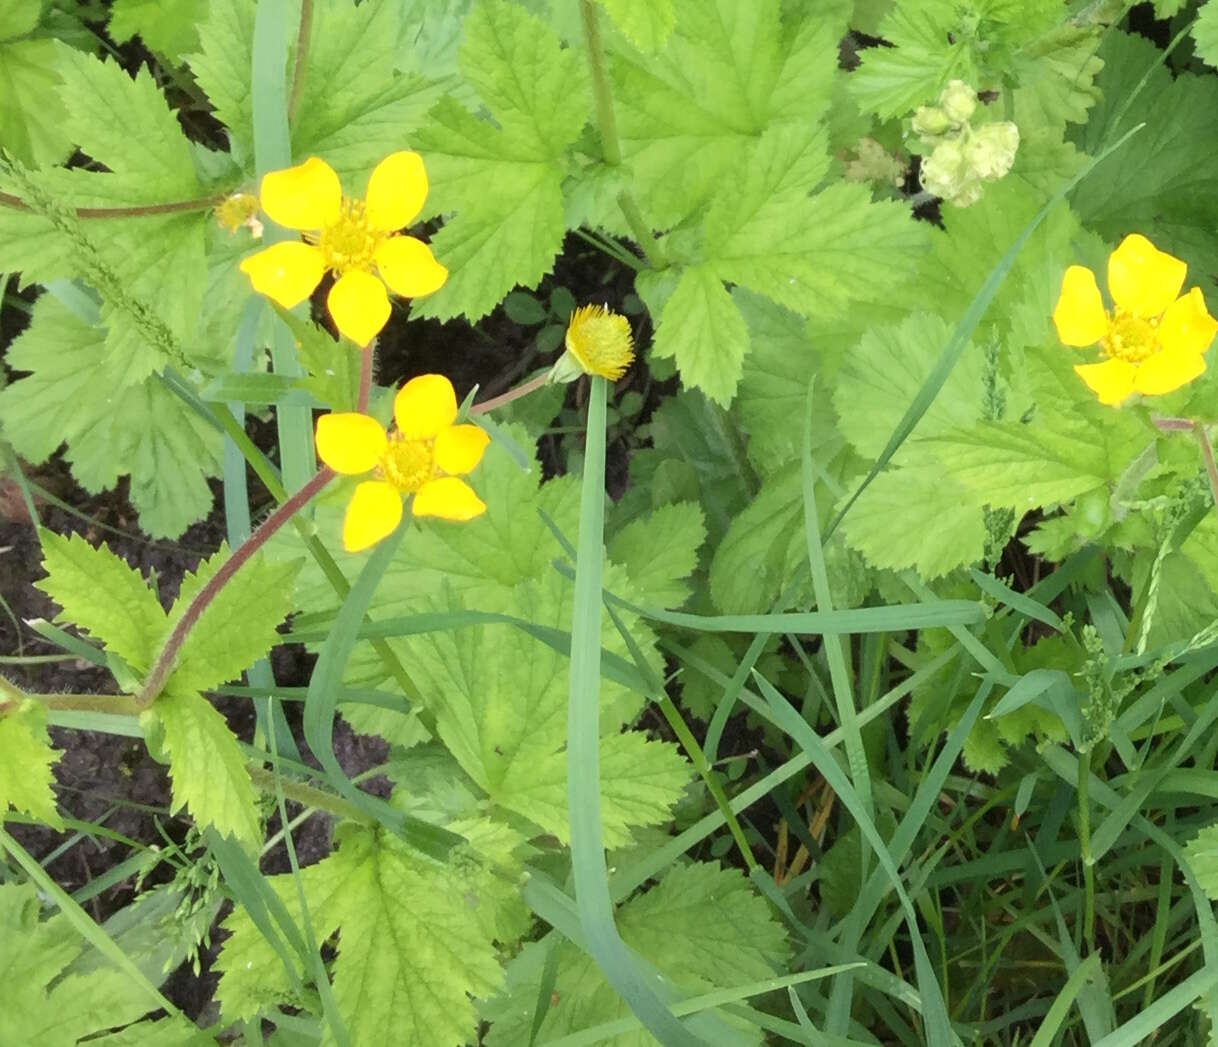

136,467,334,708
578,0,668,270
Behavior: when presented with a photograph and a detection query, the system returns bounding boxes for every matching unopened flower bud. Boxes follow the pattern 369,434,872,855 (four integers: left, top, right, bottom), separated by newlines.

949,179,985,208
215,192,262,236
919,138,967,199
912,105,952,138
966,121,1020,181
939,79,978,124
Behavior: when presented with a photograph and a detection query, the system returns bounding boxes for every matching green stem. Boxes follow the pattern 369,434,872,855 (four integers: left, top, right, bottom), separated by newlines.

30,692,142,716
136,468,334,708
578,0,668,270
0,191,226,219
246,763,370,824
1079,748,1096,953
653,693,758,872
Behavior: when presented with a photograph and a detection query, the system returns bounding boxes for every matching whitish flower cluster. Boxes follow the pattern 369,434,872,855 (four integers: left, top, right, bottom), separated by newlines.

912,81,1019,208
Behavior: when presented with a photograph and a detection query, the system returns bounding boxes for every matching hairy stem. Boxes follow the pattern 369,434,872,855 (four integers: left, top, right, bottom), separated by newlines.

287,0,314,125
137,468,334,708
1194,422,1218,513
247,763,370,824
470,372,549,415
0,191,226,219
1079,750,1096,953
578,0,668,270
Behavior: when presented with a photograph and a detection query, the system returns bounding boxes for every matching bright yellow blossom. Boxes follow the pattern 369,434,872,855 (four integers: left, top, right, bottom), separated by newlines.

1053,233,1218,406
239,152,448,348
315,374,489,552
548,304,635,383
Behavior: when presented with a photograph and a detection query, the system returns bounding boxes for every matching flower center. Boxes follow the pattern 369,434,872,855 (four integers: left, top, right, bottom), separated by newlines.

317,200,384,275
1102,309,1159,364
378,433,435,493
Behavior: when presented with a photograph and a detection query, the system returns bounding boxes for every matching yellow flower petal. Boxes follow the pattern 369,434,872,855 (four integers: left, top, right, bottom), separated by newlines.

1107,233,1187,318
364,151,429,231
343,480,403,553
393,374,457,440
259,157,342,231
239,242,325,308
327,270,391,348
374,236,448,298
434,424,490,476
1157,287,1218,358
315,412,387,475
411,476,486,521
1133,348,1206,397
1052,266,1108,347
1074,359,1137,406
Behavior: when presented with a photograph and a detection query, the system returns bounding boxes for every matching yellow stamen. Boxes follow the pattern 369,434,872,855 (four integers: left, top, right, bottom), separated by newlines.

1101,309,1159,364
378,433,435,493
316,200,386,275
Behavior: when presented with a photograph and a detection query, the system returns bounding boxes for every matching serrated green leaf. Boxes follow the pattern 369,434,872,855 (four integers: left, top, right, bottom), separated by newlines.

850,0,1063,120
841,458,986,578
834,313,983,460
0,882,182,1044
35,530,166,674
414,0,589,320
0,0,41,38
108,0,207,62
0,296,222,538
186,0,264,160
1197,1,1218,69
326,832,505,1046
708,462,810,613
55,46,199,192
291,0,442,182
146,688,260,844
648,264,749,406
1073,31,1218,282
613,0,845,225
0,701,61,828
485,861,788,1045
596,0,675,51
0,38,70,166
167,547,302,693
733,290,843,474
608,501,706,607
1186,823,1218,901
218,827,504,1044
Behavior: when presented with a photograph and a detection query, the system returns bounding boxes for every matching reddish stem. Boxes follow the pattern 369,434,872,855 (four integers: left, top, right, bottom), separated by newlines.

136,468,333,708
1195,422,1218,513
471,372,549,415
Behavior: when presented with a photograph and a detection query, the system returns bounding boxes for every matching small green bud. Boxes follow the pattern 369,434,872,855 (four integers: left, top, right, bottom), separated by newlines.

1074,488,1112,539
939,79,978,124
966,121,1020,181
911,105,952,138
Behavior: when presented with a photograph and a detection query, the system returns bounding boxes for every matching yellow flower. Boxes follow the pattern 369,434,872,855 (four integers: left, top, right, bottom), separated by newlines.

548,304,635,383
315,374,489,552
239,152,448,348
1053,233,1218,406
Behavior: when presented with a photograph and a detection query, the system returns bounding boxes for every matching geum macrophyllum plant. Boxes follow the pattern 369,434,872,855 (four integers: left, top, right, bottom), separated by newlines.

1053,233,1218,405
239,152,448,347
316,373,490,552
